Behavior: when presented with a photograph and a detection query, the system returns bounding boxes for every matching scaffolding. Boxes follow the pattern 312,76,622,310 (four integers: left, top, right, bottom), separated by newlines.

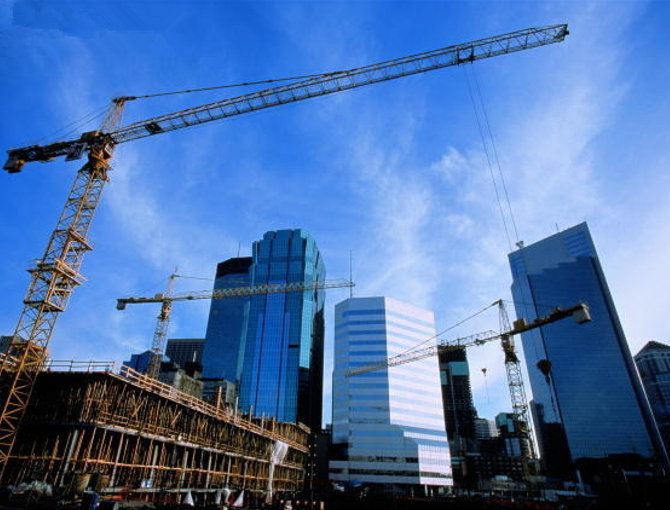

0,360,309,501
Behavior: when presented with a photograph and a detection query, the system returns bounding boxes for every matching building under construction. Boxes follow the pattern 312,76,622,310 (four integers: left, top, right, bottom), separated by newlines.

0,358,309,503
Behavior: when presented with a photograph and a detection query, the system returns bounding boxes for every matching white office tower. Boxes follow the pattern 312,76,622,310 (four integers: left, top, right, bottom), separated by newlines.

329,297,452,494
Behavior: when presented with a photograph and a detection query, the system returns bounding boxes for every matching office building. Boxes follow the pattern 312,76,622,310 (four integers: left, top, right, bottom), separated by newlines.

238,229,326,430
438,344,477,483
158,361,203,398
439,345,477,441
166,338,205,368
329,297,452,493
122,350,155,374
0,335,12,353
508,222,666,477
635,341,670,454
201,257,253,398
474,418,499,439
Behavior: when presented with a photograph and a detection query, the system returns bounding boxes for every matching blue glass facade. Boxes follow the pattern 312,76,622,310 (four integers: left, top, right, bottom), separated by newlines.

508,223,665,477
635,342,670,457
122,350,163,374
238,229,326,430
201,257,252,397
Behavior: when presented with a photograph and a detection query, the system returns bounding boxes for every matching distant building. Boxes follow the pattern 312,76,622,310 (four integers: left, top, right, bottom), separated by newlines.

495,412,525,458
635,341,670,455
461,414,526,487
438,345,477,441
238,229,326,430
123,352,202,398
329,297,452,494
474,418,499,439
438,345,477,483
201,257,253,398
0,335,13,353
508,223,667,478
158,361,203,399
166,338,204,367
122,350,155,374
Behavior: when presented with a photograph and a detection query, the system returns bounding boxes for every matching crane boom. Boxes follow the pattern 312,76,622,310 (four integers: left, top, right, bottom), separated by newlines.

347,330,499,376
119,278,354,379
117,278,355,309
4,24,568,173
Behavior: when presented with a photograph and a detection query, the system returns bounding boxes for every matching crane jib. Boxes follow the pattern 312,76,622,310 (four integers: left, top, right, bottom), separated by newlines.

3,24,567,173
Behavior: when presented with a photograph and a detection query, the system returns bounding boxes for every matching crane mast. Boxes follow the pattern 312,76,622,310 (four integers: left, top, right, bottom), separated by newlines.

0,25,568,477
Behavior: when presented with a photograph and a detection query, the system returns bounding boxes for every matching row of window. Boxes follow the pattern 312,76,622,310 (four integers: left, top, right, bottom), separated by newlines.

330,468,450,479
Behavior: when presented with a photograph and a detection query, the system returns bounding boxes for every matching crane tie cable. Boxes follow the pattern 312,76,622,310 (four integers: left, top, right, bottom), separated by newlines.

128,71,345,100
463,64,512,252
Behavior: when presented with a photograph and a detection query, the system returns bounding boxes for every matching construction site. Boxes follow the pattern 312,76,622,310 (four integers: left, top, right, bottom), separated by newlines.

0,356,309,504
0,22,576,509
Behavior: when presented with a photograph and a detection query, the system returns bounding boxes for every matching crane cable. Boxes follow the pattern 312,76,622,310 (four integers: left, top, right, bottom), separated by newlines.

470,64,521,245
463,65,512,252
393,301,500,359
130,71,343,100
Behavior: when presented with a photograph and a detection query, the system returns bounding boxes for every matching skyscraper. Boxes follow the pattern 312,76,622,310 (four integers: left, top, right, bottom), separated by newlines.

438,346,477,441
635,341,670,455
329,297,452,493
438,345,477,482
508,223,666,477
238,229,326,430
201,257,252,397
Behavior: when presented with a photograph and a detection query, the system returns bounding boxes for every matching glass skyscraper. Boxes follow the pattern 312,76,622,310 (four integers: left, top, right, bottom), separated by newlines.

329,297,452,492
508,222,666,477
201,257,252,397
237,229,326,430
635,341,670,456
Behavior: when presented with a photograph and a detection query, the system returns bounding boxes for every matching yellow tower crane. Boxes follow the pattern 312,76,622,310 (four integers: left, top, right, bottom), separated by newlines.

346,300,591,481
116,274,354,379
0,24,569,477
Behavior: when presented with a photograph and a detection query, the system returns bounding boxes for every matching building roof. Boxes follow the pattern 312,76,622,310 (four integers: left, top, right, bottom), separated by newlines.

635,340,670,358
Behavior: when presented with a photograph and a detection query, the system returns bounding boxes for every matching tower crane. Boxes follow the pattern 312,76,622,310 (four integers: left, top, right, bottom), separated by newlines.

347,300,591,480
0,24,568,476
117,275,354,379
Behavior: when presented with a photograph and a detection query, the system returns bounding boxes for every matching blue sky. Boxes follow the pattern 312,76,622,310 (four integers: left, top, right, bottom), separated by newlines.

1,0,670,424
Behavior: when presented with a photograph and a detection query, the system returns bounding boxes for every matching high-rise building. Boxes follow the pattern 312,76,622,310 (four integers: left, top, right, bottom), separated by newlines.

329,297,452,493
474,418,499,439
508,222,666,477
438,345,477,483
201,257,252,397
635,341,670,455
166,338,205,367
238,229,326,430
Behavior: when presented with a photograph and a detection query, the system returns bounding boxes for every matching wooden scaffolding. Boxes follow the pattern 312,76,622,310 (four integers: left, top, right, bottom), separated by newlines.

0,360,309,500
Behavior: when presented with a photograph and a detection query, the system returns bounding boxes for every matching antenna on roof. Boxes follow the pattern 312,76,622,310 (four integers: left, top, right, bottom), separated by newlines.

349,251,354,299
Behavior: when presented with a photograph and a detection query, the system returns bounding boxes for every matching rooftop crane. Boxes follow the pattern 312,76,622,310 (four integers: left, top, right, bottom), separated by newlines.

117,274,354,379
347,300,591,480
0,24,568,476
